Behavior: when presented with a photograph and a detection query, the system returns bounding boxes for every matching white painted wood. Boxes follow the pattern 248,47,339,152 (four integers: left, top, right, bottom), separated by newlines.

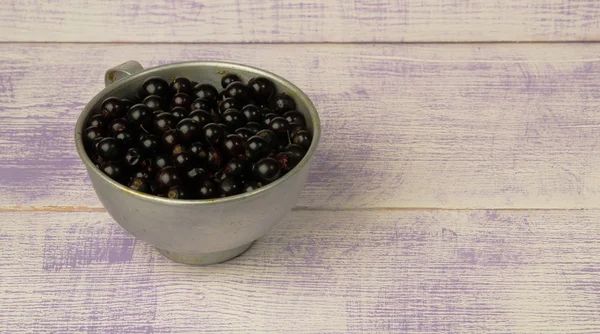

1,209,599,333
0,1,598,43
1,43,600,209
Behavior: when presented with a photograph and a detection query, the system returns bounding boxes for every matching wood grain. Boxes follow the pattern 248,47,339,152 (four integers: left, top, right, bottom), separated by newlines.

2,43,600,209
2,2,598,331
0,1,599,43
1,209,599,333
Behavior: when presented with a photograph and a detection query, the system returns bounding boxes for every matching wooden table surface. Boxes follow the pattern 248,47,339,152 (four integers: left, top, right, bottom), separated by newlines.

1,2,600,333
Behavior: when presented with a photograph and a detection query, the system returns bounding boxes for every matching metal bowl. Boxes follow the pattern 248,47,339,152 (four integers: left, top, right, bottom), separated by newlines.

74,61,321,265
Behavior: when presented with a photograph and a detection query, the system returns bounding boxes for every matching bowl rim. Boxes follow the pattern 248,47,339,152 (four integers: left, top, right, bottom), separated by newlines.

74,60,321,205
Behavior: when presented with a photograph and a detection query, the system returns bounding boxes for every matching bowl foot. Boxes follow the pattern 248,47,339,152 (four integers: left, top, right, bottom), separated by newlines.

156,241,254,265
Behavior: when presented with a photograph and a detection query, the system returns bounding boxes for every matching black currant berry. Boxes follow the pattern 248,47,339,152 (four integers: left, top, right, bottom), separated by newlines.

153,112,177,134
96,137,120,160
140,76,169,98
221,73,241,88
275,150,302,173
262,113,279,129
153,154,171,171
189,109,213,129
124,148,143,169
170,76,192,95
219,98,241,114
122,98,135,109
167,185,189,199
243,180,261,193
223,82,250,102
88,114,106,129
172,151,193,170
234,127,254,141
224,158,249,177
115,130,135,148
190,142,209,165
101,97,127,119
129,177,152,194
218,175,243,197
133,169,152,180
202,123,225,145
127,104,153,129
248,77,275,102
268,117,290,135
271,93,296,114
256,129,278,149
170,107,188,121
191,98,215,113
162,129,183,151
171,93,192,110
156,166,181,191
245,136,270,161
213,169,227,183
286,144,306,160
192,83,219,101
241,104,262,123
283,111,306,128
222,134,246,157
222,109,246,130
253,157,281,183
186,167,207,183
197,180,217,199
108,118,129,135
100,161,125,181
143,95,164,112
83,126,105,145
292,130,312,150
92,137,105,149
289,122,305,138
139,134,160,153
176,118,200,143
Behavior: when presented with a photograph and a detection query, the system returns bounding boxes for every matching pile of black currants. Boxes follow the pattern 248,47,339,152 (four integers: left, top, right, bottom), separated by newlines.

82,73,312,199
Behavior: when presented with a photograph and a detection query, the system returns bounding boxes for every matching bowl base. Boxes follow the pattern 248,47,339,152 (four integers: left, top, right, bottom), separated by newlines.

156,241,254,265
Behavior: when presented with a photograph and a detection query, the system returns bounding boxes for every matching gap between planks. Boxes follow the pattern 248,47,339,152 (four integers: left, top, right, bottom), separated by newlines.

0,206,594,213
4,41,600,63
1,41,598,45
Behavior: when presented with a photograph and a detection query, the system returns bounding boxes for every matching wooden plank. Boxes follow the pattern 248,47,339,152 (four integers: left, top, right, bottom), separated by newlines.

0,1,598,43
2,43,600,209
1,209,599,332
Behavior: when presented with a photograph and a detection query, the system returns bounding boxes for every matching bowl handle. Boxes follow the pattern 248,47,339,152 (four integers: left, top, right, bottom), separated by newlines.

104,60,144,87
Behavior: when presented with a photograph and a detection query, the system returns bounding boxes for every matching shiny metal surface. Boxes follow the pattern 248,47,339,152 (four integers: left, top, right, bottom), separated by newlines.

75,61,321,265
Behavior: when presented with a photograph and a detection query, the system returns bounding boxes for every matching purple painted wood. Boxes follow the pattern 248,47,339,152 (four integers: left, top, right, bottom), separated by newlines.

0,1,599,42
0,30,599,332
1,44,600,209
1,210,599,332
